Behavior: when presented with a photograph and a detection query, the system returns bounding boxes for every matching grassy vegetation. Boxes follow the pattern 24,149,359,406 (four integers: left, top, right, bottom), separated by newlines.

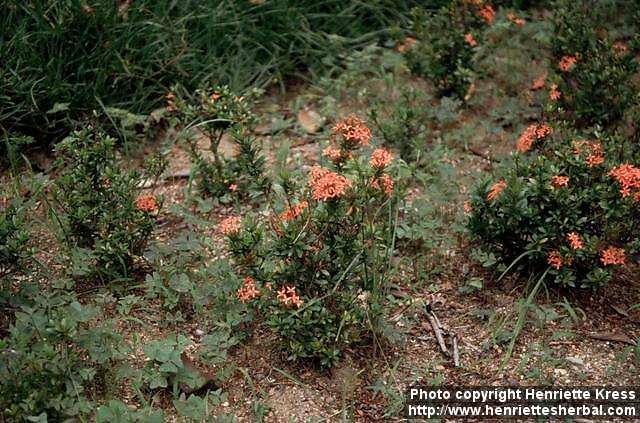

1,0,418,158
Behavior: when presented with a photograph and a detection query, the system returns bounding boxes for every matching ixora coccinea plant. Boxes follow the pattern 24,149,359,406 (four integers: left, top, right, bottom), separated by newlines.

51,129,164,283
468,122,640,287
219,115,402,367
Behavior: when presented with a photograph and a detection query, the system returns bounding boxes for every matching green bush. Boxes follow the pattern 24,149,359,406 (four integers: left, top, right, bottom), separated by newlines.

51,129,163,282
222,116,403,366
405,1,494,98
175,86,269,198
468,123,640,287
549,0,638,127
0,0,419,157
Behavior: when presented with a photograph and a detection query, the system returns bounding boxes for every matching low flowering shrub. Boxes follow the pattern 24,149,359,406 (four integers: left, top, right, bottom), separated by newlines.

221,116,402,366
468,126,640,287
51,130,163,282
174,86,269,198
405,0,495,98
548,0,638,127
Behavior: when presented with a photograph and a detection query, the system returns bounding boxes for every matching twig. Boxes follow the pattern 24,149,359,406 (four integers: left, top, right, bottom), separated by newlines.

428,311,449,356
452,334,460,367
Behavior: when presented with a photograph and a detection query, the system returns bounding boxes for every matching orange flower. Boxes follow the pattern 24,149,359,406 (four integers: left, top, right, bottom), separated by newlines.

372,174,394,195
323,145,343,162
396,36,418,53
516,123,551,153
165,92,177,113
507,12,525,26
370,148,393,169
219,216,242,236
566,232,583,250
551,175,569,188
308,166,352,201
332,115,372,147
477,4,495,24
463,200,473,214
277,285,303,308
237,276,260,303
487,180,507,202
574,140,604,167
280,200,309,221
464,33,478,47
600,247,626,266
549,84,561,101
609,164,640,198
531,74,546,90
558,55,577,72
229,183,238,192
136,195,159,213
547,250,563,269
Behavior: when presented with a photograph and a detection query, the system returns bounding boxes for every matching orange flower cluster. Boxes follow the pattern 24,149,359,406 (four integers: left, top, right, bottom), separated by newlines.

549,84,561,101
463,200,473,214
516,123,552,153
370,148,393,169
507,12,525,26
165,92,177,113
612,41,629,56
323,146,344,162
531,74,546,90
332,115,372,146
609,164,640,198
487,180,507,202
573,140,604,167
136,195,159,213
464,33,477,47
566,232,583,250
309,166,352,201
229,183,238,192
237,276,260,303
477,4,495,24
547,250,563,269
558,55,577,72
277,285,303,308
396,36,418,54
219,216,242,236
372,174,394,195
280,201,309,221
600,247,626,266
551,175,569,189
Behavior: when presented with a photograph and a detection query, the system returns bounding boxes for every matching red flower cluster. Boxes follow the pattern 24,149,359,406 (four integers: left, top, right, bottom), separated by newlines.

372,174,394,196
549,84,561,101
487,180,507,202
237,276,260,303
516,123,552,153
609,164,640,198
370,148,393,169
566,232,583,250
280,201,309,222
600,247,626,266
551,175,569,189
332,115,372,146
531,74,546,90
558,55,578,72
309,166,352,201
219,216,242,236
547,250,563,269
572,140,604,167
464,33,478,47
136,195,159,213
277,286,303,308
323,146,344,162
477,4,495,24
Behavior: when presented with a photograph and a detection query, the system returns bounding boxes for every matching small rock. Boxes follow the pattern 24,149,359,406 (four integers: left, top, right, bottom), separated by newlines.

566,356,584,367
297,109,324,134
554,368,568,378
195,329,204,336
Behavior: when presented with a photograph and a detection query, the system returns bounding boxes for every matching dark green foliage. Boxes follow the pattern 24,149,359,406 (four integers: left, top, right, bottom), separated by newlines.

550,0,638,127
51,130,163,282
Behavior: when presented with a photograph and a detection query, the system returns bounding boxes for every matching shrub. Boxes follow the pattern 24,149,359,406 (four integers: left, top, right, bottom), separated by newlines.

548,0,638,127
221,116,402,366
0,197,30,279
405,0,495,98
174,86,269,198
468,123,640,287
51,130,164,282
